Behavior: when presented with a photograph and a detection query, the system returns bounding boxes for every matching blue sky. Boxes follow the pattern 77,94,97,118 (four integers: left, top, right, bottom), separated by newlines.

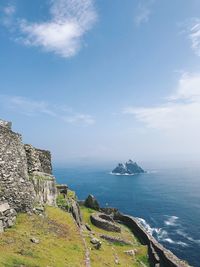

1,0,200,165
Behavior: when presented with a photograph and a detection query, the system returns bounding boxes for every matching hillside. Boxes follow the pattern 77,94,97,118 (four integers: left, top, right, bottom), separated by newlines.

0,119,190,267
0,204,149,267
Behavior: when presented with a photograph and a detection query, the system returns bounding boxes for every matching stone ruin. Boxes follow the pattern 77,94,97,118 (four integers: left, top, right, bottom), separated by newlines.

0,119,58,232
90,212,121,232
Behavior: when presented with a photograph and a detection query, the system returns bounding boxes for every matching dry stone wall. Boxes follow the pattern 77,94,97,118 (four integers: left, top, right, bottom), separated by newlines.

0,122,35,212
24,145,52,174
0,202,17,232
30,172,57,206
24,144,57,206
114,212,191,267
0,119,58,231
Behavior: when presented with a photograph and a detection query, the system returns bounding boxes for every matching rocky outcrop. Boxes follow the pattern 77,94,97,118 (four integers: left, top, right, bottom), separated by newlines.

56,187,82,226
111,159,145,175
70,199,82,227
85,195,100,210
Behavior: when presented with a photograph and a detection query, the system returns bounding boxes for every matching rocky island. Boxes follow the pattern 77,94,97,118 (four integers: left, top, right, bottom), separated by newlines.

0,119,190,267
111,159,145,175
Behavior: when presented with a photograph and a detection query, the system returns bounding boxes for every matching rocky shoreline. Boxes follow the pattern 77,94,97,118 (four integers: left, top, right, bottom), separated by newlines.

80,195,191,267
0,119,192,267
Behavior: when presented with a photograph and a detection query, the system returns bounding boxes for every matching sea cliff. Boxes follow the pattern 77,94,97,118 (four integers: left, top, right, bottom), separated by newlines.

0,119,191,267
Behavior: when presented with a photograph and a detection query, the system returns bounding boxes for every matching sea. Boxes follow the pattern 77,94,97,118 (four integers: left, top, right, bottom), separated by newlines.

54,164,200,267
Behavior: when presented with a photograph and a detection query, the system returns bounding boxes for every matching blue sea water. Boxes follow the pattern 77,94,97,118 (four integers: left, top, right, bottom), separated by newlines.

54,165,200,267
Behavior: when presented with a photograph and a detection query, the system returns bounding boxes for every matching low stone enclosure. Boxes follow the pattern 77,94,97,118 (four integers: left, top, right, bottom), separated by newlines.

90,212,121,232
83,195,191,267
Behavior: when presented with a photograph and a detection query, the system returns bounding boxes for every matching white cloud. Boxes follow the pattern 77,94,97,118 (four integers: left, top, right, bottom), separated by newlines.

134,0,155,26
4,0,97,58
188,19,200,56
123,72,200,131
0,95,95,126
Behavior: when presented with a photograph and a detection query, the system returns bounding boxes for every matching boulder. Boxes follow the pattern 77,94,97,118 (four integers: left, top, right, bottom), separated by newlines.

70,199,82,227
30,237,40,244
90,237,101,250
85,195,100,211
124,249,137,256
90,237,100,245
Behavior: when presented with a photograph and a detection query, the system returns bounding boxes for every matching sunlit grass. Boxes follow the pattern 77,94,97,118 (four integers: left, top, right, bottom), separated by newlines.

81,206,150,267
0,206,85,267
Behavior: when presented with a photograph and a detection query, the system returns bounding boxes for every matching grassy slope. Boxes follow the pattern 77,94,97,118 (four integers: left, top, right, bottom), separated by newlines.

0,206,150,267
81,206,149,267
0,207,85,267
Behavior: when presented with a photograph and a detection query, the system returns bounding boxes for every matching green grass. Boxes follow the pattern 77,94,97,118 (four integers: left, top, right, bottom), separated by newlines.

0,205,150,267
56,189,77,210
0,207,85,267
81,206,150,267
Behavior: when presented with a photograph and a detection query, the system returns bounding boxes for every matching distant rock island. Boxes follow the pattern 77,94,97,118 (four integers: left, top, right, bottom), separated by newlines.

111,159,145,175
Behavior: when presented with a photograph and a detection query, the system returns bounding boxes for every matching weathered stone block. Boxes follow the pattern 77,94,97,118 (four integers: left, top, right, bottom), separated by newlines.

0,203,10,213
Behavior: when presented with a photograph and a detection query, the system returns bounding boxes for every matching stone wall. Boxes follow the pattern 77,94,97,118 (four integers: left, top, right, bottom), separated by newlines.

36,149,52,174
0,202,17,232
114,212,191,267
0,119,57,231
30,172,57,206
24,145,52,174
0,120,12,130
0,122,36,212
24,144,57,206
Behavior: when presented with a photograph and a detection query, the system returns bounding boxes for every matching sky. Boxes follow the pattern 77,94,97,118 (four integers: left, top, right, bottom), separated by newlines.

1,0,200,166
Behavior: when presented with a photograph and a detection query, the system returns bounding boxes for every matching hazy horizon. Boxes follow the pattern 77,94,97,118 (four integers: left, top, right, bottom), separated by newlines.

1,0,200,164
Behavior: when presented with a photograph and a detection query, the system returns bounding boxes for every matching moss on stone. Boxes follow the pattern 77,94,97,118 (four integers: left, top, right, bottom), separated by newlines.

29,174,53,182
56,194,70,210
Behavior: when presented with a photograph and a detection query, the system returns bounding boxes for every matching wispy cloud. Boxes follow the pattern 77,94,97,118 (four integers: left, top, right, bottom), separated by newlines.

0,95,95,126
123,72,200,132
3,5,16,16
188,19,200,56
3,0,97,58
134,0,155,27
1,4,16,26
63,114,95,125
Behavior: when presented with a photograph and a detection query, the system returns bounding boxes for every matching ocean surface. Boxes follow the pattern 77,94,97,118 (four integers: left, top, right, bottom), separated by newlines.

54,165,200,267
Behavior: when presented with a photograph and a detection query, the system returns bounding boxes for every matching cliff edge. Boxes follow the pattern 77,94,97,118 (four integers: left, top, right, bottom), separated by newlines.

0,119,191,267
